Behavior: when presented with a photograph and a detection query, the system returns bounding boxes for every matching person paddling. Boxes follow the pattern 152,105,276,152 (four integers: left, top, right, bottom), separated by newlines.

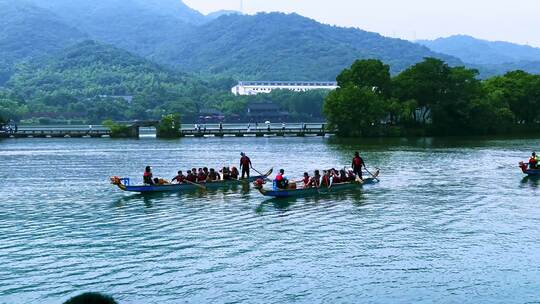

240,152,252,179
231,167,240,180
143,166,154,185
207,168,221,181
320,170,333,189
172,171,185,184
274,169,289,190
352,152,367,180
185,170,197,183
529,152,539,169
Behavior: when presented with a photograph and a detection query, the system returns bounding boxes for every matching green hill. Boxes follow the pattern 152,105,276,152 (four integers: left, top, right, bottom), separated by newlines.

154,13,462,80
418,35,540,65
8,40,192,98
0,0,86,84
5,40,231,123
27,0,199,57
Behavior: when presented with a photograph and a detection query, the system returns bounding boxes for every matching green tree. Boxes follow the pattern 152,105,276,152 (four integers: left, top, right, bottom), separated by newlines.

337,59,392,96
323,86,387,137
157,113,181,138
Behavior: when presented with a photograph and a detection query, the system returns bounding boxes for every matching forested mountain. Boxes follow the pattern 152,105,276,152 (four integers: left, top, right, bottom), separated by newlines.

8,40,197,98
26,0,198,57
0,0,86,84
154,13,462,80
4,40,232,122
418,35,540,65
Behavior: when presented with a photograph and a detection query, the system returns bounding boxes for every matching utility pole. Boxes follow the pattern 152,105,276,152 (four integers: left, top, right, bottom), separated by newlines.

240,0,244,14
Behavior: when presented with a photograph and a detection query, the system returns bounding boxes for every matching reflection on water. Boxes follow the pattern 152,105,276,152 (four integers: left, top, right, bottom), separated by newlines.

521,175,540,189
1,136,540,304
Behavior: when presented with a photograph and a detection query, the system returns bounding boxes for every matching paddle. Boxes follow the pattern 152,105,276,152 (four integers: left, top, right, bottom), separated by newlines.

252,167,273,181
184,179,206,190
364,167,380,182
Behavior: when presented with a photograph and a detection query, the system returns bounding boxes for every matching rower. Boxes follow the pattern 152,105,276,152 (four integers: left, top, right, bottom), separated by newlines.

331,169,341,184
529,152,539,169
186,170,197,183
197,168,206,182
320,170,333,188
143,166,154,185
302,172,310,188
231,167,240,180
172,171,185,184
221,167,231,180
274,169,289,190
207,168,220,181
352,152,367,180
240,152,252,179
310,170,321,187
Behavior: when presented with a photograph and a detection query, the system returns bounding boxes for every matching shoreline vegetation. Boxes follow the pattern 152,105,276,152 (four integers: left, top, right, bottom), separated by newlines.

324,58,540,137
1,54,539,138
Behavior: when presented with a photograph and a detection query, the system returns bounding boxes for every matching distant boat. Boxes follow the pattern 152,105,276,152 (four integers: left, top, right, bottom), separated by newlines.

519,162,540,176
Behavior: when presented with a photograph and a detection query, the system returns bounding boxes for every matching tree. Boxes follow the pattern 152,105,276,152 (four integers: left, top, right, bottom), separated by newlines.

337,59,392,96
157,113,181,138
323,86,387,137
483,71,540,124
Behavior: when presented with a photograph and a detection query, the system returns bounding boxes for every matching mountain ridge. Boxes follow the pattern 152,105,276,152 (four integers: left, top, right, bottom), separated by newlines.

418,34,540,65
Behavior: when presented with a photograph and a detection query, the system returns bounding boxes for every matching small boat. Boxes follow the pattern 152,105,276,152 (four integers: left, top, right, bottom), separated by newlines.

519,162,540,176
256,173,380,198
111,169,273,193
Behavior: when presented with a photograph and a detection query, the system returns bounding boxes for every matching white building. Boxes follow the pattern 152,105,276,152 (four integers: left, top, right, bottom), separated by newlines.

231,81,339,96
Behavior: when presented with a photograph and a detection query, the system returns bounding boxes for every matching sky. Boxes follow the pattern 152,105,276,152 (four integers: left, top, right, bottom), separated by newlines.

183,0,540,47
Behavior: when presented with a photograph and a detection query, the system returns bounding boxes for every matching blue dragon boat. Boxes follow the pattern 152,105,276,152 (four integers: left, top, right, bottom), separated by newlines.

256,172,380,198
111,169,272,193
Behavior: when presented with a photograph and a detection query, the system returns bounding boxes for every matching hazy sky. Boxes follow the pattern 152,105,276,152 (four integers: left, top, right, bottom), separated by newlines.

184,0,540,47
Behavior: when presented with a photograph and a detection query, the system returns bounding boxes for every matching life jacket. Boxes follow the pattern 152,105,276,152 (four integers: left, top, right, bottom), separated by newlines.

143,172,153,184
186,174,196,182
333,176,341,184
303,176,310,186
321,175,331,187
241,156,251,167
197,172,206,182
353,156,363,168
311,176,320,187
175,175,185,183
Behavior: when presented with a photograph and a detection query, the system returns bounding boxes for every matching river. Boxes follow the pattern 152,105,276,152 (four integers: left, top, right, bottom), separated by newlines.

1,136,539,303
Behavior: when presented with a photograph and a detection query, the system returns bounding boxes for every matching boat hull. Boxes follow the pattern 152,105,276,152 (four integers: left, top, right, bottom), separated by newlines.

523,170,540,176
114,170,272,193
519,162,540,176
257,178,379,198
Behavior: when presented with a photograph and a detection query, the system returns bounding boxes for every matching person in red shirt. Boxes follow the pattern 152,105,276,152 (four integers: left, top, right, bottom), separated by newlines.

352,152,366,180
240,152,252,179
143,166,154,185
529,152,539,169
172,171,185,184
185,170,197,183
302,172,310,188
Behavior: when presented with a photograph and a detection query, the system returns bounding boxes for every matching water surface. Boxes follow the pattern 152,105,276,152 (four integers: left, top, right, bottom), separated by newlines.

1,136,539,303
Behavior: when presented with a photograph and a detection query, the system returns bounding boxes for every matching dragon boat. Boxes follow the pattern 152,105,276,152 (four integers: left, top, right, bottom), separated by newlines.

255,171,380,198
111,169,272,193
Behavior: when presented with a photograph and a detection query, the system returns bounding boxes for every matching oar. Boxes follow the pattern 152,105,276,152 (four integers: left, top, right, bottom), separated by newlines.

184,179,206,190
364,167,380,182
252,167,273,181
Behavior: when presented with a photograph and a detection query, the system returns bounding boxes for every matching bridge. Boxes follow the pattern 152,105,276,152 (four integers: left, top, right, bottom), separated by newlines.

2,124,329,138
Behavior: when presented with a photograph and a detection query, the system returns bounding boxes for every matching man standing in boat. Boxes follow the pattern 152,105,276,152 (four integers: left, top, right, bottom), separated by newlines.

352,152,367,180
240,152,252,179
